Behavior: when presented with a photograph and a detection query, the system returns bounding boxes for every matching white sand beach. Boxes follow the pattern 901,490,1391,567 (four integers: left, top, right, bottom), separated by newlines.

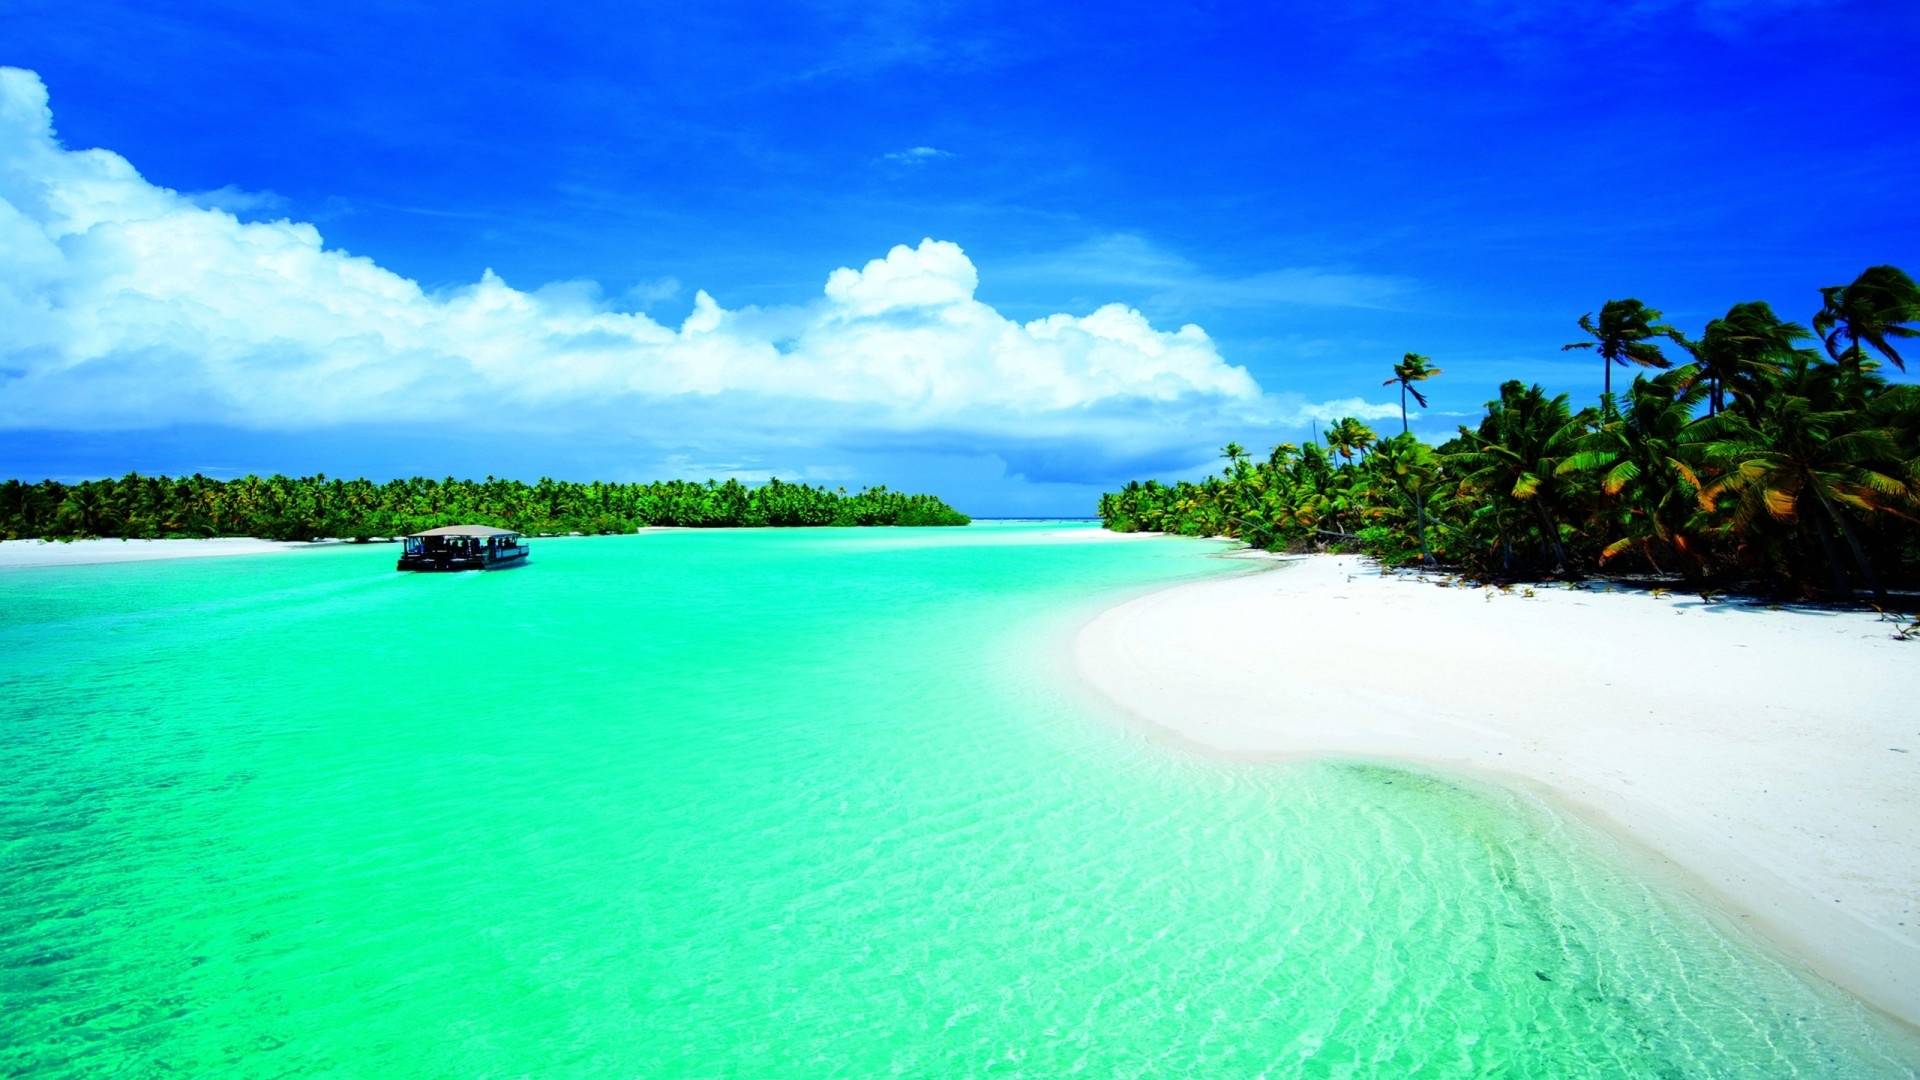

1077,552,1920,1028
0,537,338,569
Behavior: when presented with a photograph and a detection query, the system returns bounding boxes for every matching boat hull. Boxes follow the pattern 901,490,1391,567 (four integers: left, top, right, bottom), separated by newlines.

396,548,530,572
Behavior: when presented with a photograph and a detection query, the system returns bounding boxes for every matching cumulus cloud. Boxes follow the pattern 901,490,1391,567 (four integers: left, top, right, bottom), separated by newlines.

181,184,290,217
0,68,1290,481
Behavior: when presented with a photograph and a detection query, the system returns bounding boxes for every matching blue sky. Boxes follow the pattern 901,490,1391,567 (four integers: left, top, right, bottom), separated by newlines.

2,0,1916,514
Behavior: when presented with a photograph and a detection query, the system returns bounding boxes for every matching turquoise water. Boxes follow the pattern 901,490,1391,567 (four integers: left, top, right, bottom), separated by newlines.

2,523,1914,1077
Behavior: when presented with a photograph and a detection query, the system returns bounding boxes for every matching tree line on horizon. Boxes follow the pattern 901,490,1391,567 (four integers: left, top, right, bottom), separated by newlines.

1097,265,1920,600
0,474,971,541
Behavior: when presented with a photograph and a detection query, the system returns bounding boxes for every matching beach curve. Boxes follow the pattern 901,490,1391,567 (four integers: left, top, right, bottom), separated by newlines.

1074,550,1920,1029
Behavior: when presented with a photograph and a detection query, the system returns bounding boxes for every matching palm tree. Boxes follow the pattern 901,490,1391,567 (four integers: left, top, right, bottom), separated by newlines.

1324,417,1377,468
1221,442,1251,479
1813,264,1920,372
0,481,50,539
1368,433,1441,565
1383,352,1443,434
1563,299,1681,409
1558,366,1711,573
1696,354,1915,599
1679,301,1811,417
53,485,117,537
1449,381,1592,573
0,473,974,539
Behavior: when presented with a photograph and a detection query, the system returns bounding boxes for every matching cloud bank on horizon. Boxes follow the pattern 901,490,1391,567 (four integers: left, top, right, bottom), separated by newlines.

0,68,1398,484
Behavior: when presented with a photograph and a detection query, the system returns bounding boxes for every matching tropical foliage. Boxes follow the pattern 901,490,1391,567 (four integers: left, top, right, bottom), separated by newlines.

0,474,970,542
1383,352,1442,434
1099,266,1920,599
1814,265,1920,371
1563,298,1680,404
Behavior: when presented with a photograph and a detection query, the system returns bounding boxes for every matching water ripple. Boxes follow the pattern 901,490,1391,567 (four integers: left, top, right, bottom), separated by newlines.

2,528,1914,1077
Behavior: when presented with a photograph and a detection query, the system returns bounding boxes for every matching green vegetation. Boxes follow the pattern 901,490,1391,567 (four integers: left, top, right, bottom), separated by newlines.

1098,265,1920,599
0,474,970,541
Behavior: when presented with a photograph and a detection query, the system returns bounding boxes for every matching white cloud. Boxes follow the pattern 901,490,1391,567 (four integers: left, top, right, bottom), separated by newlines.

881,146,955,164
1284,397,1407,425
0,68,1270,481
624,276,682,308
182,184,289,217
1000,234,1412,315
822,239,978,316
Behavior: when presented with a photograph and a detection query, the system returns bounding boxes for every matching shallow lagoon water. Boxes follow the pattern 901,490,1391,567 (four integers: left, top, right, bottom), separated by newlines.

2,523,1914,1076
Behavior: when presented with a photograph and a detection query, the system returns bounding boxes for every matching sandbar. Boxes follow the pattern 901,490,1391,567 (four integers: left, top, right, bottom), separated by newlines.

1076,551,1920,1027
0,536,339,569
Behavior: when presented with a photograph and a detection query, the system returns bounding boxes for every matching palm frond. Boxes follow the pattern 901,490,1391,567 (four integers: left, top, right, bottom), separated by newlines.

1603,460,1640,495
1762,486,1798,521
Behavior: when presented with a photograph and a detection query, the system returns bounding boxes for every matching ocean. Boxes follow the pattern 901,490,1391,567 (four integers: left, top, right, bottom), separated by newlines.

2,523,1912,1076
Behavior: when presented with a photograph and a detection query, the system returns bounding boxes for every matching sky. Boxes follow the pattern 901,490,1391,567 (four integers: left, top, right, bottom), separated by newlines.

2,0,1916,515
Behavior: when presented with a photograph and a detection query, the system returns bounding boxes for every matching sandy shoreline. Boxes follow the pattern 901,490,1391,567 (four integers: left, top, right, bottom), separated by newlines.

0,523,1098,569
0,536,355,569
1076,551,1920,1029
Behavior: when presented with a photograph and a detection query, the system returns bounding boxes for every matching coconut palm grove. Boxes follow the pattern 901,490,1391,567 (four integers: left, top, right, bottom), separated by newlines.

0,476,969,541
1097,265,1920,598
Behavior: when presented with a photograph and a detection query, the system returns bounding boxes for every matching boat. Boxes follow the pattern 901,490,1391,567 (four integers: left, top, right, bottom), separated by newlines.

397,526,530,571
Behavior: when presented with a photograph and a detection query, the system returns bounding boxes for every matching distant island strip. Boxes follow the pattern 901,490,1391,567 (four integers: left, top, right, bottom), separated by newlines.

0,475,970,541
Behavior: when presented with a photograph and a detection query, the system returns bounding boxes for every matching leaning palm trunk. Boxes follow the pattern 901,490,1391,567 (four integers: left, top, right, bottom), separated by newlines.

1814,487,1885,601
1642,539,1667,577
1531,501,1568,573
1414,491,1433,566
1807,510,1854,598
1493,522,1513,573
